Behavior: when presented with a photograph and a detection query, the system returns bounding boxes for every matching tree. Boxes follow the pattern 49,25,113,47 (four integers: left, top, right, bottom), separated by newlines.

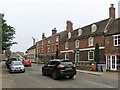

1,14,17,50
5,48,11,57
55,48,59,59
94,43,100,64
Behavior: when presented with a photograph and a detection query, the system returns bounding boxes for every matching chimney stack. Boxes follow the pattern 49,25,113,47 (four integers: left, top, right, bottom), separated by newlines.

33,38,35,45
109,4,115,19
66,20,73,32
42,33,45,39
52,28,57,35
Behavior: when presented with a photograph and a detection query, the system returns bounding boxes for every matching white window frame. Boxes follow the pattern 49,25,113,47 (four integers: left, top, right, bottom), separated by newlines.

89,37,93,46
56,37,58,42
52,45,54,52
48,46,50,52
42,41,43,46
76,40,79,48
91,24,97,32
114,35,120,46
65,42,68,49
78,29,82,36
68,32,71,39
41,46,43,53
88,51,94,60
65,53,69,60
48,39,50,44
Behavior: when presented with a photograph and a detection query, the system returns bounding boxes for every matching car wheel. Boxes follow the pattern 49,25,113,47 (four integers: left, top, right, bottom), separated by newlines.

42,69,46,76
23,70,25,73
69,75,74,79
52,72,58,80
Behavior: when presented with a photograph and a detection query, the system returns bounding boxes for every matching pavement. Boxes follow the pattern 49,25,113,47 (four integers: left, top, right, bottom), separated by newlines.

77,69,118,80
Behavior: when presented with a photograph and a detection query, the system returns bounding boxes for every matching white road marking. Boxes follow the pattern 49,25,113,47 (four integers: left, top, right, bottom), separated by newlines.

85,80,114,88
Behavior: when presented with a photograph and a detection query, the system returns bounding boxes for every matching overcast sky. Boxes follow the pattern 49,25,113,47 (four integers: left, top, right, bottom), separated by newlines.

0,0,120,53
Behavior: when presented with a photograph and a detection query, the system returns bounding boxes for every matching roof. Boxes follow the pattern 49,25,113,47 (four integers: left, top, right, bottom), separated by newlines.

105,18,120,36
27,45,36,50
60,18,109,43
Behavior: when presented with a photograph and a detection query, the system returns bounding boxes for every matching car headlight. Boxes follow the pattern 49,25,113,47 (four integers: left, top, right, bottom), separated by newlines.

21,67,24,69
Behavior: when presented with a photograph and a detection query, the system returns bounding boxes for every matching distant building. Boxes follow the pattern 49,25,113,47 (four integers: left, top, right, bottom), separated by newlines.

27,45,36,63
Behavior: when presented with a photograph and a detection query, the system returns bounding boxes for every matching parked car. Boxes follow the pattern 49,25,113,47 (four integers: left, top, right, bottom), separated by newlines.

42,59,76,80
7,58,17,68
9,61,25,73
22,60,31,67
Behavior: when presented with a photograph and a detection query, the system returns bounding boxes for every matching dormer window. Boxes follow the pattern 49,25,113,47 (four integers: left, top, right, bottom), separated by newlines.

68,32,71,39
78,29,82,36
91,24,97,32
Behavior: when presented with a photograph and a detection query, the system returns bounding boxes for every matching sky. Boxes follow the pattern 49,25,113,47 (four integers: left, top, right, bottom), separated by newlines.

0,0,120,53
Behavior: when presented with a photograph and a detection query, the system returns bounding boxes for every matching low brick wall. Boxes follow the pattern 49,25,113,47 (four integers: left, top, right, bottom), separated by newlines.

76,65,92,71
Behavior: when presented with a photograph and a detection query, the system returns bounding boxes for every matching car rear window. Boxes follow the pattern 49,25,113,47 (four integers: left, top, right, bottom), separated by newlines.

60,61,73,65
25,60,30,62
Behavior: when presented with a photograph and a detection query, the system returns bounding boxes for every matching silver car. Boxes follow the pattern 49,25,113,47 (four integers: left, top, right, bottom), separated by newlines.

9,61,25,73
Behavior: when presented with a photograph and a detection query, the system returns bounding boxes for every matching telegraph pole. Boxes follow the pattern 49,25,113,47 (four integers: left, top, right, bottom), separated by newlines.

0,14,2,60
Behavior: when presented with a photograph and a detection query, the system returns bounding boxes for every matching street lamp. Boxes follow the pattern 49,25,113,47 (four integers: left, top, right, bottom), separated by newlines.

32,37,39,63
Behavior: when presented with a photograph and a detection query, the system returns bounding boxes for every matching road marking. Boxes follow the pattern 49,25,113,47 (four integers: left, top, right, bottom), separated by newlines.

85,80,114,88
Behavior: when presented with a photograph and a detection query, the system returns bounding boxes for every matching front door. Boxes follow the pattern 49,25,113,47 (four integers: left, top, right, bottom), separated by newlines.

111,56,116,70
75,54,79,64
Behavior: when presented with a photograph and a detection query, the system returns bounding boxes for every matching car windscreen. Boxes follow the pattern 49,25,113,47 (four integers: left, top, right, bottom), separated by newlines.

60,61,73,65
12,62,23,65
9,58,17,61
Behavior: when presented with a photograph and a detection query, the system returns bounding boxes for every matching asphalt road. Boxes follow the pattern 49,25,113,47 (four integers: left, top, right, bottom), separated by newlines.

3,63,118,88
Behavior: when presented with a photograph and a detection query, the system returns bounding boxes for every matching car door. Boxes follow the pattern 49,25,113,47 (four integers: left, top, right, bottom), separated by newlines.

48,61,58,75
43,61,51,74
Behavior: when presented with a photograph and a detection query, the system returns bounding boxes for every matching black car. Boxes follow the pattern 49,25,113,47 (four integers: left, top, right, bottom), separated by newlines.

7,58,17,68
42,59,76,80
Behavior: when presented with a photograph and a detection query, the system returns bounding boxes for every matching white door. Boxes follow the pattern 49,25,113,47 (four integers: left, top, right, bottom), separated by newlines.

111,56,117,70
75,54,79,64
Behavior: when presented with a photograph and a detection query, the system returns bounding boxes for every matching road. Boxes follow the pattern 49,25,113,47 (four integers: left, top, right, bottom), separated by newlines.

2,62,118,88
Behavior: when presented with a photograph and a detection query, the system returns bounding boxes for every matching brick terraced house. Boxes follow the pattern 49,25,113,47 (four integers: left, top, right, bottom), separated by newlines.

35,28,64,63
59,4,118,67
34,4,120,71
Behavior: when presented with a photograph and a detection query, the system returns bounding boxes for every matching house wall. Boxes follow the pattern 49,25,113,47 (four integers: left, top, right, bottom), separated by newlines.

105,35,120,54
60,35,105,63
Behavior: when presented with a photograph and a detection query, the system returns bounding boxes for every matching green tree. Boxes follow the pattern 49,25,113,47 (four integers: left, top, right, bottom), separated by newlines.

5,48,11,57
94,43,100,64
55,48,59,59
1,14,17,50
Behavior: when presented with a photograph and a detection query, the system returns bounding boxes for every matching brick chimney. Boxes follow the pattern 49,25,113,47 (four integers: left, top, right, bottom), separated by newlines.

42,33,45,39
33,38,35,45
109,4,115,18
66,20,73,32
52,28,57,35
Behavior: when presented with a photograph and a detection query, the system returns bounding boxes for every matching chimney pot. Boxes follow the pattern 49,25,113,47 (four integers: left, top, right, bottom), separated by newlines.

52,28,57,35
